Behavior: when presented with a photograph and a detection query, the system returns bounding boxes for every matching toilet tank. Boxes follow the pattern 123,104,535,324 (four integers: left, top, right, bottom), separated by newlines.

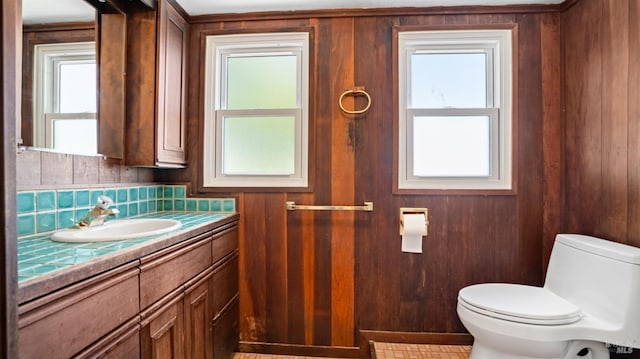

544,234,640,342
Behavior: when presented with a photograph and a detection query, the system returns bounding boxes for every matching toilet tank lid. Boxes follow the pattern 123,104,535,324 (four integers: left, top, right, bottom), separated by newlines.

556,234,640,265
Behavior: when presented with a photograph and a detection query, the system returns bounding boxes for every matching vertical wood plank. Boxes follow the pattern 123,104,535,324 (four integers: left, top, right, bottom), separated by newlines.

563,0,604,236
329,17,356,348
1,0,19,356
628,0,640,247
284,192,314,345
600,0,629,242
311,17,334,347
238,193,268,342
264,193,289,343
515,13,544,286
302,195,315,345
540,14,562,270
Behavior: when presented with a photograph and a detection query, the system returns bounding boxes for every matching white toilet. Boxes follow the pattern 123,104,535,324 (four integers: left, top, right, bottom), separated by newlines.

457,234,640,359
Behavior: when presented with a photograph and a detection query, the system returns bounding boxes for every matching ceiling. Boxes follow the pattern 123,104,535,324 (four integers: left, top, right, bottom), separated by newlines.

178,0,563,16
23,0,564,24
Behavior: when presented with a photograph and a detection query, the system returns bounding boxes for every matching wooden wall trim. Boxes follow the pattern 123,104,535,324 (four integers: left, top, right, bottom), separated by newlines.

1,0,19,356
358,330,473,346
22,21,95,33
189,2,573,24
238,341,362,358
238,330,473,358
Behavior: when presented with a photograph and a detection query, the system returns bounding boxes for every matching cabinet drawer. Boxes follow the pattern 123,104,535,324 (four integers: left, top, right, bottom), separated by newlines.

213,253,239,318
212,228,238,264
74,317,140,359
140,237,212,309
18,265,139,359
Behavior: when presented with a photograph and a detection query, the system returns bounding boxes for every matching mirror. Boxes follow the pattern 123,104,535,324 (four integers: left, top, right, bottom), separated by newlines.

21,0,127,159
22,0,97,155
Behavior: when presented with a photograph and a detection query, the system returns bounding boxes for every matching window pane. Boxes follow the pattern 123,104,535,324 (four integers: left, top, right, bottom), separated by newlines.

52,119,97,155
226,55,297,109
413,115,490,177
410,53,487,108
59,62,96,113
222,116,295,175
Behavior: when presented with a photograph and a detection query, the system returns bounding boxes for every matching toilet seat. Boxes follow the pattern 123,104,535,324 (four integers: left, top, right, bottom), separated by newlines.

458,283,582,325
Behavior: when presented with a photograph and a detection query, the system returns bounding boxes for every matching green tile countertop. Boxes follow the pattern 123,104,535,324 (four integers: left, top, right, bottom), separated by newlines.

18,211,239,304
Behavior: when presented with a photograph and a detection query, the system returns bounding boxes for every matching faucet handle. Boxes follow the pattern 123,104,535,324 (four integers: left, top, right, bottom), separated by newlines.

96,195,114,209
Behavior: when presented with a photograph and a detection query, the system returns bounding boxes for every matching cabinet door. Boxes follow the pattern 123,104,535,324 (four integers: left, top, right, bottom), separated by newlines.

213,253,239,319
141,294,185,359
184,270,214,359
212,298,239,359
98,11,127,159
156,0,188,165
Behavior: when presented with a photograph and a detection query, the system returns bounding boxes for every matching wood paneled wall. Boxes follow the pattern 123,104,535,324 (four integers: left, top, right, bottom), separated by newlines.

16,150,153,190
562,0,640,248
164,6,563,353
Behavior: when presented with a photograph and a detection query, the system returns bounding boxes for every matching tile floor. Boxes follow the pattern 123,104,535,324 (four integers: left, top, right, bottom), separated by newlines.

233,343,471,359
372,342,471,359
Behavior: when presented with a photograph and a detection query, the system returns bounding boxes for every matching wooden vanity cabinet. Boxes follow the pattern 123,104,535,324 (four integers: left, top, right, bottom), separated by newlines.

139,225,239,359
126,0,188,167
18,222,239,359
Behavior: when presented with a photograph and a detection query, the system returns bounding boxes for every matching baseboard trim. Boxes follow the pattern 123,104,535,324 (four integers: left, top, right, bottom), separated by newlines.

238,341,363,358
358,330,473,349
238,332,473,358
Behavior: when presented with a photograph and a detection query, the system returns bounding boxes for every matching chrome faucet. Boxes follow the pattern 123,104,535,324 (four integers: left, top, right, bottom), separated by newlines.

77,195,120,227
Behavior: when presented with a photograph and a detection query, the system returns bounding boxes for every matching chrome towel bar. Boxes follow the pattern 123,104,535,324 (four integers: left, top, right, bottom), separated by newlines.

286,201,374,212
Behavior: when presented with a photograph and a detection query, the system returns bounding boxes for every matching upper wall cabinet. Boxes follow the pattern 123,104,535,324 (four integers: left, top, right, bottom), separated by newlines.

126,0,188,167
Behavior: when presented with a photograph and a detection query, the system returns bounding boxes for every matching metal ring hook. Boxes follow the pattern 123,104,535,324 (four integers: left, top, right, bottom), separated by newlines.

339,87,372,115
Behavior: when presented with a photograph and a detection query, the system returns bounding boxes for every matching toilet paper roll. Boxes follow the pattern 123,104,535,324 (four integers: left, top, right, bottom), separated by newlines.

401,213,427,253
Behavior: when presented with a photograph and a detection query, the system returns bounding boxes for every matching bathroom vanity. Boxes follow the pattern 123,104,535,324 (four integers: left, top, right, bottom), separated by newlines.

17,213,239,359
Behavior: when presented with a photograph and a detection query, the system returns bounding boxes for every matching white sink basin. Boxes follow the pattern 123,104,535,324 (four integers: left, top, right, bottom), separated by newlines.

51,218,182,243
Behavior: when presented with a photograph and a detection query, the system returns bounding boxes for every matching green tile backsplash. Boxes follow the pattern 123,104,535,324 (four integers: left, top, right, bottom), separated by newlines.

57,191,74,209
17,185,235,239
17,192,35,213
36,191,56,211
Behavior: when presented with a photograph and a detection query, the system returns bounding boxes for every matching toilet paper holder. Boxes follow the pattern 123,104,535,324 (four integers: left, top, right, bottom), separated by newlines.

399,207,429,236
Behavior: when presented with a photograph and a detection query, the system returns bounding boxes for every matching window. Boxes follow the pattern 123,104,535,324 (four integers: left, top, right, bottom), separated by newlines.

33,42,97,155
203,32,310,188
397,29,513,191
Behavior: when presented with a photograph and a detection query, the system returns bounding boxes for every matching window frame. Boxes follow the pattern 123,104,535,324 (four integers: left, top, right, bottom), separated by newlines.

202,32,310,189
395,27,516,194
32,41,96,151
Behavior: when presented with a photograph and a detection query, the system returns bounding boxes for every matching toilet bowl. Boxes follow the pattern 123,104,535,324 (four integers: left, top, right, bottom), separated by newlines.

457,234,640,359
